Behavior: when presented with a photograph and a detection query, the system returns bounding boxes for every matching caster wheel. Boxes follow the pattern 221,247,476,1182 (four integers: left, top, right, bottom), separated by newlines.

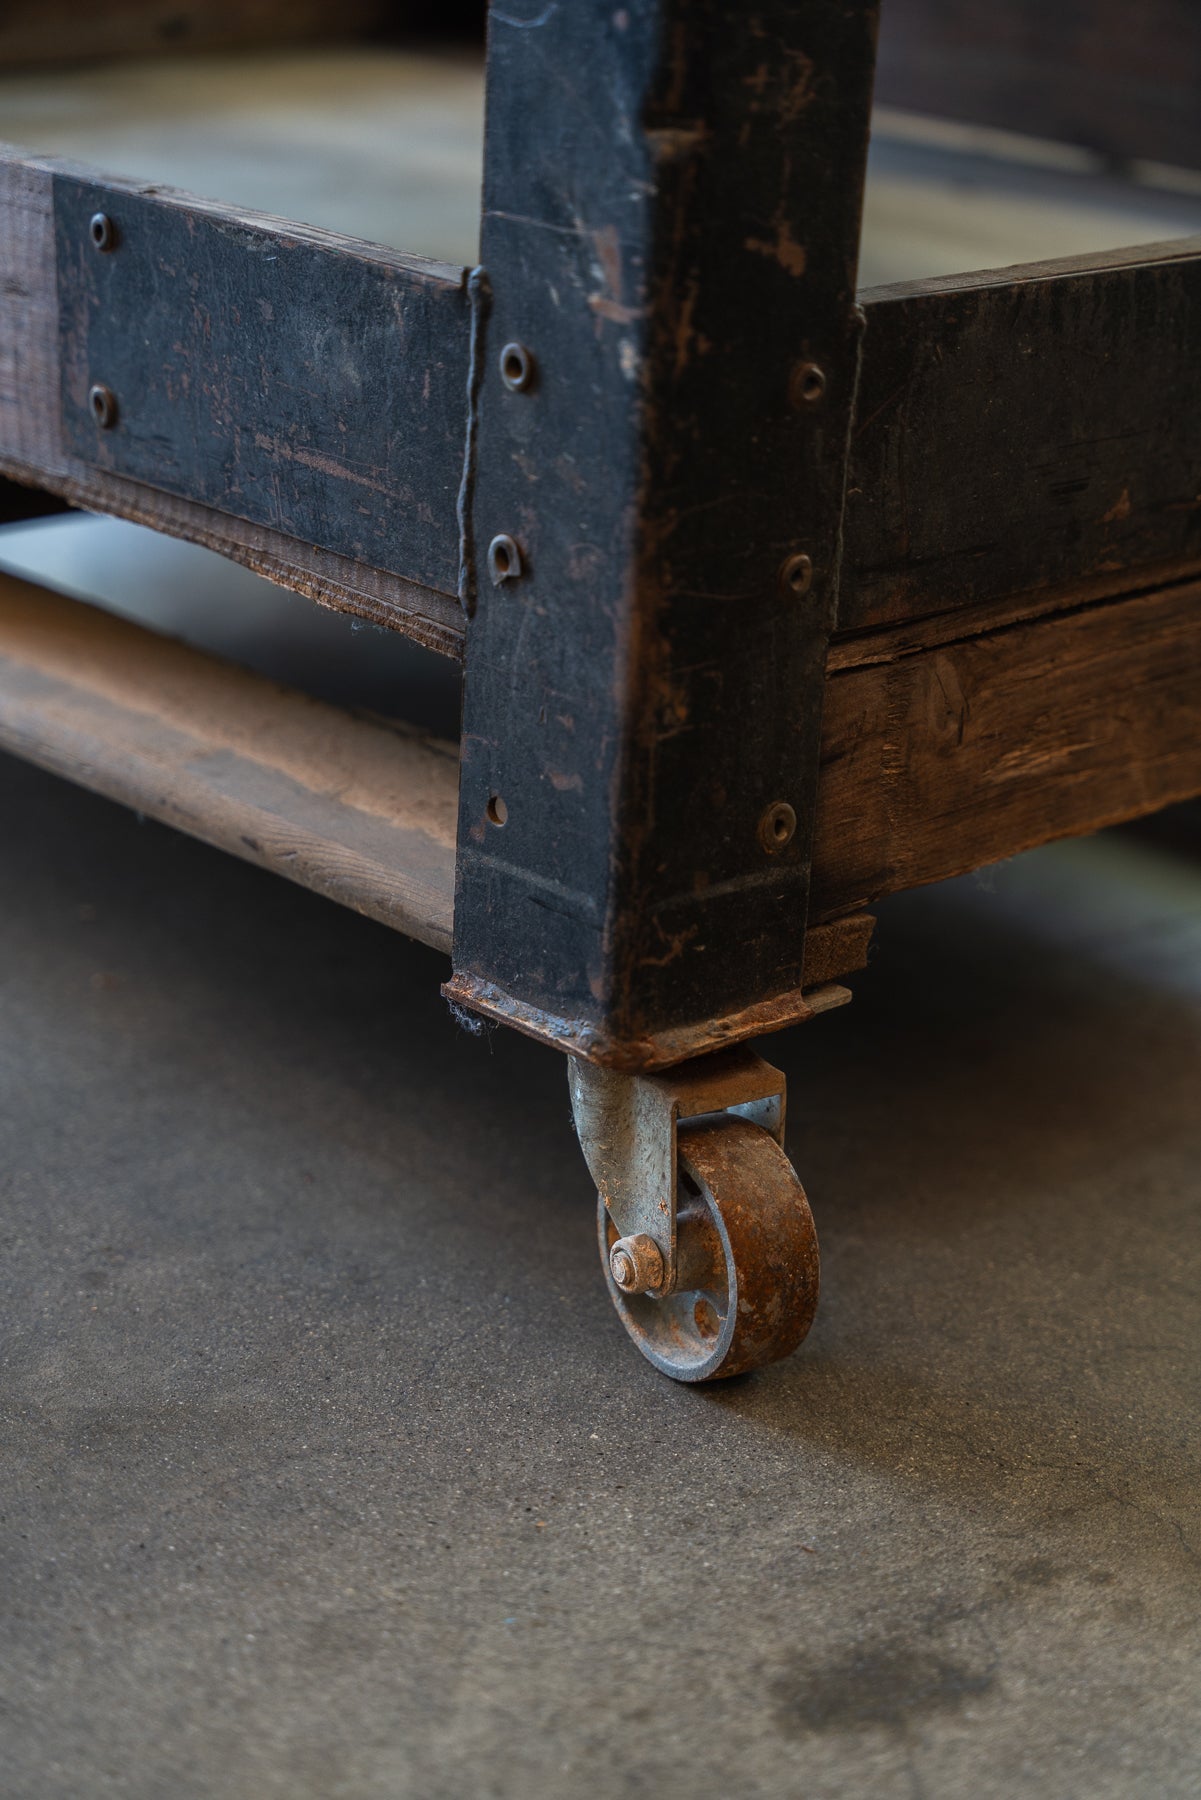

599,1113,819,1382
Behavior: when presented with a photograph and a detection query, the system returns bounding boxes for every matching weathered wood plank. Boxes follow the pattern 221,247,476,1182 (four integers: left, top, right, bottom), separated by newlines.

0,572,460,950
841,237,1201,637
452,0,880,1064
0,567,870,995
0,146,468,657
812,574,1201,919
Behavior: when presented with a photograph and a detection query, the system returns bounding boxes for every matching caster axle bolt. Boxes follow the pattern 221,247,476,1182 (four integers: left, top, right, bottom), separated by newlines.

609,1233,665,1295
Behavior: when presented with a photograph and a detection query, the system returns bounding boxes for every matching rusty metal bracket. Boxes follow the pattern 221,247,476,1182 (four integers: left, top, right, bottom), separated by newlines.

567,1045,786,1295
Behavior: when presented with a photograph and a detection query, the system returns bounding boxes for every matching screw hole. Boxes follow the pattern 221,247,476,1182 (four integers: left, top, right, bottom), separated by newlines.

486,794,508,827
89,212,115,252
758,801,797,854
500,342,535,392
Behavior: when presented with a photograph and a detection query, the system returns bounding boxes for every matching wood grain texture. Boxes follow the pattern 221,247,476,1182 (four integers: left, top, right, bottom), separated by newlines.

811,574,1201,919
55,174,469,591
454,0,880,1057
0,147,467,657
875,0,1201,171
0,573,459,950
0,565,872,995
841,237,1201,637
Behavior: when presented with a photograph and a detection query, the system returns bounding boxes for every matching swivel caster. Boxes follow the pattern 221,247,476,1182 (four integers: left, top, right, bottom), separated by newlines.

568,1047,819,1382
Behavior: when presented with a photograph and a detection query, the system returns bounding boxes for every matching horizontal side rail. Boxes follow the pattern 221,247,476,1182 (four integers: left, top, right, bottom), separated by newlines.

0,572,460,950
813,572,1201,919
0,147,470,657
875,0,1201,172
841,235,1201,639
0,571,872,1008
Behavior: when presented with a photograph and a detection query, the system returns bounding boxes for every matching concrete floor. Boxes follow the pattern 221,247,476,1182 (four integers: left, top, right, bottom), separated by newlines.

2,746,1199,1798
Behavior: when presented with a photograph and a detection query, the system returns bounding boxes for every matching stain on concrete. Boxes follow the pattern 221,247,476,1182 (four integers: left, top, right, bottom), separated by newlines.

773,1634,996,1735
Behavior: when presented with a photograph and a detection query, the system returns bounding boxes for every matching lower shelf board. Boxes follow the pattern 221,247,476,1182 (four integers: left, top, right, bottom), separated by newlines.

0,572,459,952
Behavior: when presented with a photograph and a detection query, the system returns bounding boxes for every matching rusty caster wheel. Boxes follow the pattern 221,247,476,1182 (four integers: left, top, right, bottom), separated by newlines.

599,1113,819,1382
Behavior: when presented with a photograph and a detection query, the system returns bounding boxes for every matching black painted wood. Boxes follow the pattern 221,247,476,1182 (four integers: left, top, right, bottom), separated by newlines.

54,176,471,596
451,0,880,1059
842,237,1201,635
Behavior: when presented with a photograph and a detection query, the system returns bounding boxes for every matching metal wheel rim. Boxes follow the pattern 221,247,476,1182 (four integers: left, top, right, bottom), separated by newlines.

598,1114,819,1382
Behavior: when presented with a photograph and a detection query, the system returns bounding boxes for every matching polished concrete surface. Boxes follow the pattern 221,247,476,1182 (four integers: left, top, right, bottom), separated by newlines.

2,744,1199,1798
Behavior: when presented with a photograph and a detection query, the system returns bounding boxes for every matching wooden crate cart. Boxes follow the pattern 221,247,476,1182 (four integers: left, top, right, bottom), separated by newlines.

1,1,1199,1378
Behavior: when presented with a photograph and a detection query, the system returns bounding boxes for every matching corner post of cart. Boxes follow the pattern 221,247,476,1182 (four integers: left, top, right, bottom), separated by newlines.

446,0,882,1378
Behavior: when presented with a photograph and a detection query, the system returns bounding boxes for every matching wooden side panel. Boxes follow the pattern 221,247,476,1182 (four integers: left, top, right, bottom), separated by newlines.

0,148,468,656
841,239,1201,638
875,0,1201,171
811,576,1201,920
56,175,468,588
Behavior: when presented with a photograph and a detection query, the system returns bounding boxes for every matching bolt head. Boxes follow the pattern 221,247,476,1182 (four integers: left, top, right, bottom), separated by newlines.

779,552,814,598
88,384,117,429
487,533,523,587
790,360,826,408
758,801,797,854
609,1233,665,1295
499,342,536,392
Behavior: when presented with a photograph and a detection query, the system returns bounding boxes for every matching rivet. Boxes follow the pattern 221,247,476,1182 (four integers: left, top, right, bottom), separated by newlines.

89,212,115,252
758,801,797,854
487,533,523,586
790,360,826,407
499,341,536,392
88,384,118,429
778,552,813,597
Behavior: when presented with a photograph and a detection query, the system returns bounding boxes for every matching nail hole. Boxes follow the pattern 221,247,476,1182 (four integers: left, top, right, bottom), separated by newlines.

500,342,535,392
486,794,508,827
758,801,797,853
